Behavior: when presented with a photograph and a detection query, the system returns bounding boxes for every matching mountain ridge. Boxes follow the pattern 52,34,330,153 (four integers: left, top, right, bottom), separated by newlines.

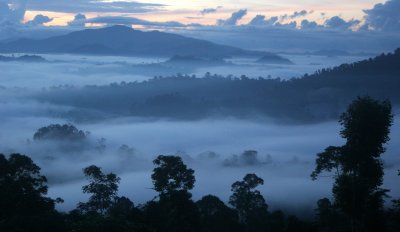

0,25,286,60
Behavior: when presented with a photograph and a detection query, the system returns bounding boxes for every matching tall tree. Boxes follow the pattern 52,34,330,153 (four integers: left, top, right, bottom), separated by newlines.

78,165,121,215
229,173,268,231
311,96,393,232
0,153,65,232
387,170,400,232
196,195,242,232
146,155,198,232
151,155,195,196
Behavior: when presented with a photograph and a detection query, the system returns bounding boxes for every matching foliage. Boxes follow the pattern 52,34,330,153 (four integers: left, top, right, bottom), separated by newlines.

196,195,242,232
311,96,393,232
34,124,87,141
229,173,269,230
386,171,400,232
144,155,199,231
1,97,398,231
37,49,400,122
78,165,121,215
151,155,195,195
0,153,65,232
143,190,200,232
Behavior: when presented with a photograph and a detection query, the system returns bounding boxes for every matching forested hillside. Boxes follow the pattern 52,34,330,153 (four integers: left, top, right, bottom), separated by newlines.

36,49,400,122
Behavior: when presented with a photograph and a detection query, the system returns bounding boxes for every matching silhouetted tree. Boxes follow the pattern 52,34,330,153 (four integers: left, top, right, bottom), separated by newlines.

387,170,400,232
145,155,199,232
267,210,286,232
196,195,242,232
144,190,199,232
107,196,149,232
229,173,268,231
311,96,393,232
286,215,315,232
108,196,135,218
70,166,148,232
78,165,121,215
151,155,195,196
315,198,348,232
0,153,65,232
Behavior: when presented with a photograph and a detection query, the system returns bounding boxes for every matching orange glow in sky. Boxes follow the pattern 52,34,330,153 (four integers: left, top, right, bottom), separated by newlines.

23,0,386,27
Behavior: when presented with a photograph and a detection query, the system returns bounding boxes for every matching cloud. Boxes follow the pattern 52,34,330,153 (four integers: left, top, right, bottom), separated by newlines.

275,21,297,29
248,15,278,26
281,10,313,21
26,0,164,13
248,15,265,26
68,13,86,27
25,14,52,26
0,0,27,24
247,11,312,29
324,16,360,30
247,14,297,29
200,6,222,15
363,0,400,31
186,16,203,20
300,19,320,30
290,10,312,19
179,22,400,53
85,16,185,28
0,0,28,38
217,9,247,26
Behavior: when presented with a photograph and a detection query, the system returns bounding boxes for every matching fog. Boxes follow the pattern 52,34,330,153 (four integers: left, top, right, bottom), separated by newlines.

0,53,399,215
1,108,399,213
0,53,371,89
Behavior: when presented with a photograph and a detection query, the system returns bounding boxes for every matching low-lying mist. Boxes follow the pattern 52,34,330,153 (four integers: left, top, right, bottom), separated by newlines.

0,52,398,216
0,53,370,88
1,96,399,213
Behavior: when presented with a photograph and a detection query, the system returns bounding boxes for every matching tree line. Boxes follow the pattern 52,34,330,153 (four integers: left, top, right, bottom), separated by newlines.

0,96,399,232
35,49,400,123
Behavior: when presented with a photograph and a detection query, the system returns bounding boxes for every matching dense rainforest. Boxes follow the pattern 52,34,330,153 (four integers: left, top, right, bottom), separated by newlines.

35,49,400,123
1,97,399,232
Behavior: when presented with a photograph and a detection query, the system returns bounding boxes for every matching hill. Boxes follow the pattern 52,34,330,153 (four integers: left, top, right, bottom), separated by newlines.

256,54,294,64
0,25,283,59
35,49,400,122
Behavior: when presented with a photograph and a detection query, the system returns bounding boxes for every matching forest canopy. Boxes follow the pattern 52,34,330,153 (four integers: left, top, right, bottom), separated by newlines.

1,97,399,232
36,49,400,123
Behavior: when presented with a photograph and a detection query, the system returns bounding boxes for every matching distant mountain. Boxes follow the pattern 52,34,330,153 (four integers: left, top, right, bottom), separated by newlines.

256,54,293,65
0,25,284,59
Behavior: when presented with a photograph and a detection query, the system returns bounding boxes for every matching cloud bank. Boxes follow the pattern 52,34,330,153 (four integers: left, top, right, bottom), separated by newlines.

85,15,185,28
363,0,400,31
0,1,399,58
26,14,52,26
217,9,247,26
26,0,164,13
0,0,27,24
200,6,222,15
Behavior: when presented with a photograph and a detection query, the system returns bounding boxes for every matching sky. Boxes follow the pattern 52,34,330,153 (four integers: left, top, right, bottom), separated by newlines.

0,0,400,52
0,0,400,213
0,0,396,29
21,0,383,26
